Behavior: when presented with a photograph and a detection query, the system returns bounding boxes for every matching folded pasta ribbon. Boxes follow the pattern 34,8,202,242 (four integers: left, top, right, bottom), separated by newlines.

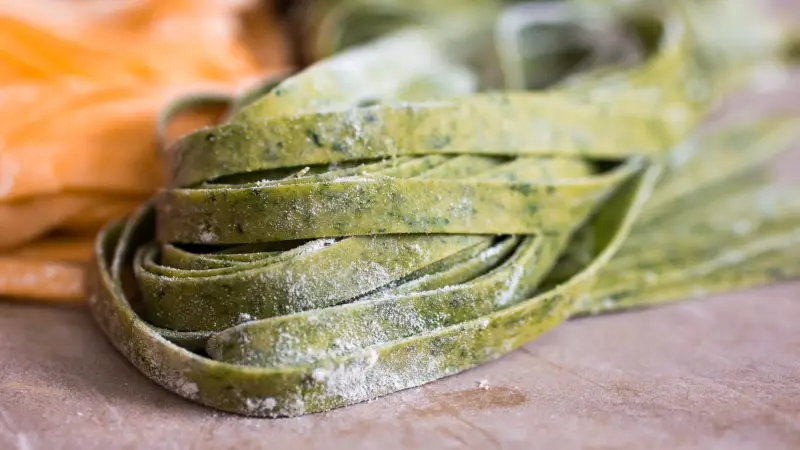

87,5,800,417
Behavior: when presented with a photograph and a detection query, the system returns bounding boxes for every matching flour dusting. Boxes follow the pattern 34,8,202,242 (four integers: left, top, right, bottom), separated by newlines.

198,231,216,244
246,397,277,413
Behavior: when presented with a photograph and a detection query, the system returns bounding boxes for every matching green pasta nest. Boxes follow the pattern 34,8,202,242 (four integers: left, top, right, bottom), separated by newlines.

87,0,800,417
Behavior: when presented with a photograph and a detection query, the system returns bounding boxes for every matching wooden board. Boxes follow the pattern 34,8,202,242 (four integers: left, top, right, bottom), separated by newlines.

2,282,800,449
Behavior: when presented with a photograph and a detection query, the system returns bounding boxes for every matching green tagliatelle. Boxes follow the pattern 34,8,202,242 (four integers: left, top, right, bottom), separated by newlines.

86,1,800,417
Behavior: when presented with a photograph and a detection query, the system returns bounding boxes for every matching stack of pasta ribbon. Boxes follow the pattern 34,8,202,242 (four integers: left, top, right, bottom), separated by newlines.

87,0,800,417
0,0,288,302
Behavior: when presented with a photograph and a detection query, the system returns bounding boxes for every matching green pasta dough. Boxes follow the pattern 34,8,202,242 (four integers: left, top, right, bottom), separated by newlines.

86,1,800,417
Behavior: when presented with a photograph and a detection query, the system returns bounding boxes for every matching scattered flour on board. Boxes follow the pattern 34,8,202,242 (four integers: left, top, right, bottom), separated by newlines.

16,434,32,450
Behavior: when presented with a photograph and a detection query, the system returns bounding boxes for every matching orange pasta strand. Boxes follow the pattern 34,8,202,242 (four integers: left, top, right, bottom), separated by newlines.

0,0,289,303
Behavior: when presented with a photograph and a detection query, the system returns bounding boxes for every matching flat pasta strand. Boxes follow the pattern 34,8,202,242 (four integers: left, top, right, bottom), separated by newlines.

86,3,800,417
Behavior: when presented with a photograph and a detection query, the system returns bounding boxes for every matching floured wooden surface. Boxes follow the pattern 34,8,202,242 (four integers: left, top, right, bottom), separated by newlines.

1,282,800,449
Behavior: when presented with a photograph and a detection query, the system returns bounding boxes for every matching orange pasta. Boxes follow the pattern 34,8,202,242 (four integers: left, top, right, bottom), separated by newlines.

0,0,289,303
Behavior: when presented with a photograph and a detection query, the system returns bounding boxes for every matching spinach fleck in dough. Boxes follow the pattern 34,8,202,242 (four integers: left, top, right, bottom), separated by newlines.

87,4,800,417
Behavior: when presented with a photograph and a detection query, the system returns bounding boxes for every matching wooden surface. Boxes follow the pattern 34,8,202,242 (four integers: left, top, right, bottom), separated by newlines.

2,283,800,449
